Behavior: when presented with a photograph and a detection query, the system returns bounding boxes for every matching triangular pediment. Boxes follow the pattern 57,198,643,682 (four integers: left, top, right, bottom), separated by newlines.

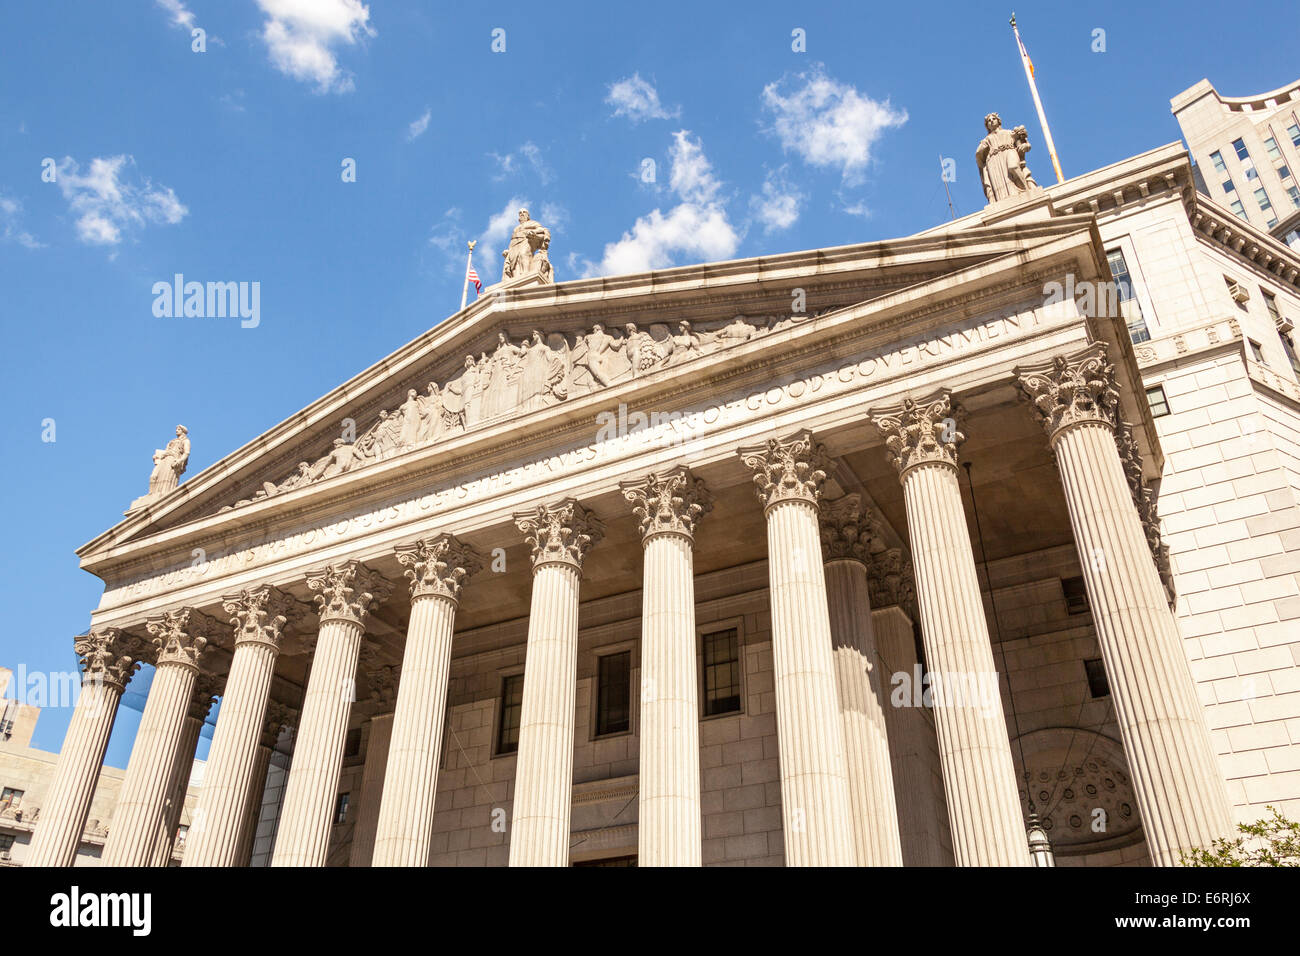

79,218,1105,563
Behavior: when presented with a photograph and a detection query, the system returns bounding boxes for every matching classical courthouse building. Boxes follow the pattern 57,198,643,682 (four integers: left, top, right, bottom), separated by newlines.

19,79,1300,868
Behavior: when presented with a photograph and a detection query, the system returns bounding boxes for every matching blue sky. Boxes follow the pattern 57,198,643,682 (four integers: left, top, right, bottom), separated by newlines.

1,0,1296,767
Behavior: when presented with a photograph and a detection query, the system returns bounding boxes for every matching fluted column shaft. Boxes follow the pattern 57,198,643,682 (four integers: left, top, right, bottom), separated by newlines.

104,609,211,868
1017,343,1234,865
235,742,274,867
622,467,710,867
638,532,702,865
271,618,365,866
272,562,389,867
1053,421,1233,864
509,561,581,866
765,498,857,865
873,604,953,867
350,713,394,867
184,642,278,866
149,711,202,866
27,636,135,868
824,557,903,866
899,461,1029,865
509,501,602,867
373,596,458,865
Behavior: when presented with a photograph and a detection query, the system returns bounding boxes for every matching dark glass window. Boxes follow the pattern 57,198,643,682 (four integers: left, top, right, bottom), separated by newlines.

343,726,361,758
1146,385,1170,418
1084,658,1111,698
334,792,350,825
1063,576,1090,615
596,651,631,735
0,787,22,809
573,854,637,867
497,674,524,755
702,628,742,717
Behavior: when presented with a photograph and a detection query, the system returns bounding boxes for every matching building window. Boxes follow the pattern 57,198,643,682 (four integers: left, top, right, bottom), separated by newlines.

1210,150,1227,174
1145,385,1170,417
573,854,637,867
1230,198,1249,220
1063,576,1090,615
1248,339,1266,364
1278,165,1292,182
1281,332,1300,377
343,726,361,759
1263,290,1282,323
1221,178,1236,195
1286,229,1300,250
1105,248,1149,343
595,650,631,736
496,673,524,755
1084,658,1111,698
1288,185,1300,209
334,792,350,825
0,834,15,858
701,627,742,717
0,787,23,811
1289,122,1300,149
1264,135,1282,161
175,824,189,845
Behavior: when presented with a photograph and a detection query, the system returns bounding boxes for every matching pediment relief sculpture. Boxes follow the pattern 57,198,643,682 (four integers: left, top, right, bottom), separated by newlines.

220,305,835,513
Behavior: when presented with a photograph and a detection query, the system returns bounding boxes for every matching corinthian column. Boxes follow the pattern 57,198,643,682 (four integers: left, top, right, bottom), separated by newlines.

508,500,604,867
373,535,484,866
104,608,217,867
26,630,141,867
184,585,302,867
1016,343,1234,865
272,562,390,867
150,674,220,866
620,467,712,867
870,393,1029,866
738,431,855,866
819,495,903,866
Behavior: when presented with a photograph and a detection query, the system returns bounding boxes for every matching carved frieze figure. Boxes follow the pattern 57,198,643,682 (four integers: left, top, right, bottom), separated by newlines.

147,425,190,497
976,112,1040,204
226,305,843,512
501,208,553,283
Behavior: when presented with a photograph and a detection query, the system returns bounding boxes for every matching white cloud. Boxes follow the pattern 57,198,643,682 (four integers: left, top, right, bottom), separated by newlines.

489,141,553,185
55,156,188,246
761,65,907,185
255,0,374,94
406,107,431,141
587,130,739,277
0,195,43,249
156,0,196,30
750,167,803,233
606,74,679,123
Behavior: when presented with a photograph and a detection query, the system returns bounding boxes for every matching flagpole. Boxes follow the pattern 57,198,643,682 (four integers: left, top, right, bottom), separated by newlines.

1011,13,1064,184
460,240,476,311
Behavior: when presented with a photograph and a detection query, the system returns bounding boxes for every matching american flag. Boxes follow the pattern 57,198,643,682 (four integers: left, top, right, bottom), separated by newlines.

466,262,482,295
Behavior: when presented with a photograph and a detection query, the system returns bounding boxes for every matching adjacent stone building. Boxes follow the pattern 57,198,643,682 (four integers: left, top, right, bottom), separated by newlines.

21,99,1300,867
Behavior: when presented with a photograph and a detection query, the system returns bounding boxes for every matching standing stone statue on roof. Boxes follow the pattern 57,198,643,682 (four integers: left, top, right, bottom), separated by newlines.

976,112,1040,204
501,208,553,283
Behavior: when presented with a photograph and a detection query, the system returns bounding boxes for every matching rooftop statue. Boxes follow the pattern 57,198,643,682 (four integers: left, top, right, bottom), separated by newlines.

976,112,1040,204
502,208,553,283
130,425,190,510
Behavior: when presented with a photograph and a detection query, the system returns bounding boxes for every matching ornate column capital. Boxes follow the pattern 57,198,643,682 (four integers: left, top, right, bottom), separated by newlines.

514,499,604,571
867,548,916,613
74,628,141,691
261,700,297,749
305,561,392,627
620,466,713,542
144,608,219,670
1015,342,1120,440
223,585,304,651
395,534,484,603
819,494,878,564
870,391,965,478
738,429,830,510
189,673,224,722
1115,421,1177,607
